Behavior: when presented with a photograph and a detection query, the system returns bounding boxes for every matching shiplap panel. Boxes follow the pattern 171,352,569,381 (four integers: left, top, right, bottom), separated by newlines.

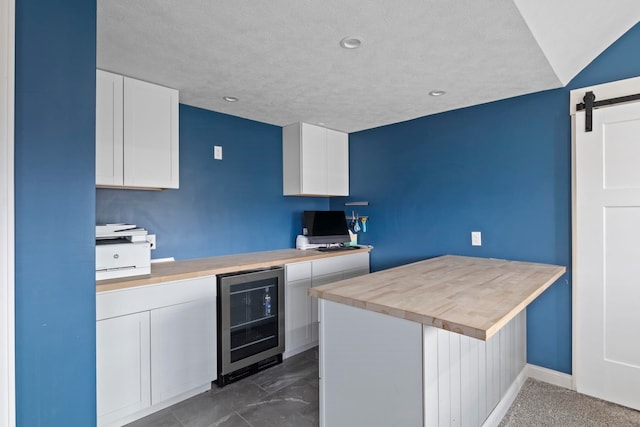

425,311,526,427
450,334,462,426
438,329,451,427
477,338,488,422
424,326,439,427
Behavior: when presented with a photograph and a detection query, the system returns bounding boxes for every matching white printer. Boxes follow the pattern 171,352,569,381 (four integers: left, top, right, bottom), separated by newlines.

96,224,151,280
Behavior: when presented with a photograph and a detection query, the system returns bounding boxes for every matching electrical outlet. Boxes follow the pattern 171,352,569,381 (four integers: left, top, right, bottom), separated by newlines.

147,234,157,250
471,231,482,246
214,145,223,160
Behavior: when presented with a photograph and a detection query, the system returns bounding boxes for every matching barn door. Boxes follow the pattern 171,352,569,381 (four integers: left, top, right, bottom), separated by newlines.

574,84,640,410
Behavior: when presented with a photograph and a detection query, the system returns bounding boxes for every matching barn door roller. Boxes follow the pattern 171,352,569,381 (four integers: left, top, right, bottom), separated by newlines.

576,90,640,132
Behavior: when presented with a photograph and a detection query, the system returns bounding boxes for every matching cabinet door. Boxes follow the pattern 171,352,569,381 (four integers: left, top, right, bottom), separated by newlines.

311,273,343,342
97,312,150,425
150,299,216,403
285,278,313,356
326,129,349,196
96,70,124,186
300,123,328,195
123,77,179,189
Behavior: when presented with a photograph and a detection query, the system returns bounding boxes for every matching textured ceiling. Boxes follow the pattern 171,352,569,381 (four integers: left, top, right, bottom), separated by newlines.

97,1,640,133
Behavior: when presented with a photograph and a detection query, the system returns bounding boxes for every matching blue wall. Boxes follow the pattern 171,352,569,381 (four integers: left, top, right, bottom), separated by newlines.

14,0,96,425
334,22,640,374
13,2,639,422
96,105,328,259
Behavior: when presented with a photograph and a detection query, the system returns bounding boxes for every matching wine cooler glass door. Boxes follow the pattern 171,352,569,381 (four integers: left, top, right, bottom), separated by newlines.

229,280,278,362
218,267,285,380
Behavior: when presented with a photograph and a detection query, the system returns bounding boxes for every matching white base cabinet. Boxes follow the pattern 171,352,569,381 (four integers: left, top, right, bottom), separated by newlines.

96,276,216,427
284,261,313,358
150,299,216,403
97,312,151,425
284,252,369,358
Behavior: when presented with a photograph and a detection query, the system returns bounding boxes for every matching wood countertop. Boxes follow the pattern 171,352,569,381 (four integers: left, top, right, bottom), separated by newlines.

308,255,566,340
96,247,371,292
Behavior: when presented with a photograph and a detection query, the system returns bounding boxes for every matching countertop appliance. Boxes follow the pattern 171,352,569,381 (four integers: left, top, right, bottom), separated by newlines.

96,224,151,280
216,266,285,387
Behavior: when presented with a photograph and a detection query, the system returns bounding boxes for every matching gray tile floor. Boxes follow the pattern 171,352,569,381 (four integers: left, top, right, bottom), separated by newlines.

126,348,319,427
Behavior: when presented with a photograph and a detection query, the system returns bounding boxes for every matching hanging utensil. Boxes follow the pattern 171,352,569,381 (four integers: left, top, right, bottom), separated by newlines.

353,213,361,232
361,216,368,233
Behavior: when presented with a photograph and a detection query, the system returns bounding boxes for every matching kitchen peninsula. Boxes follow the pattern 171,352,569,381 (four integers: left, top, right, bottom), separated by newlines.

309,255,566,427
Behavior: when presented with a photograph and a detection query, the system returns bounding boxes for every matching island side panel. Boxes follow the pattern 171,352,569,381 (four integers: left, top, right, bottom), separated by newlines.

423,310,527,427
319,299,423,427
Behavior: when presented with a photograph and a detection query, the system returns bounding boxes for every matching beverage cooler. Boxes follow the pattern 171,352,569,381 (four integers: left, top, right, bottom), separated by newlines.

216,266,285,386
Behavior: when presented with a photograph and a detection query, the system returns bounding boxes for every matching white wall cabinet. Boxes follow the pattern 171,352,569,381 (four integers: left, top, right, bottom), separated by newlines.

284,252,369,358
97,312,151,426
283,122,349,196
96,276,216,427
96,70,179,189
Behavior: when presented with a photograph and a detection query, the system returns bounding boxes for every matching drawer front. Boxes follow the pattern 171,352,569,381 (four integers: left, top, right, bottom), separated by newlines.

286,261,312,283
342,268,370,280
312,273,343,287
312,252,369,277
97,275,216,320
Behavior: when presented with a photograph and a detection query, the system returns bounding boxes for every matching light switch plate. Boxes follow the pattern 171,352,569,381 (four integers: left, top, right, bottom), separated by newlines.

214,145,223,160
471,231,482,246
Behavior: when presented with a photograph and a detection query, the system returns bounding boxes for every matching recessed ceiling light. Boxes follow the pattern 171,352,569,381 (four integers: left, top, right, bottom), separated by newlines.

340,37,362,49
223,96,238,102
429,90,446,97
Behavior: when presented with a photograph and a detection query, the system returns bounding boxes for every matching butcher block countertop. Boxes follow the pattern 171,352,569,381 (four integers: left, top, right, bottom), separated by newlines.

96,247,371,292
308,255,565,340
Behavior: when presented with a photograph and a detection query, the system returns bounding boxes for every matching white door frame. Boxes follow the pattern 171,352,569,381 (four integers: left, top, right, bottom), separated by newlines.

0,0,15,425
571,75,640,391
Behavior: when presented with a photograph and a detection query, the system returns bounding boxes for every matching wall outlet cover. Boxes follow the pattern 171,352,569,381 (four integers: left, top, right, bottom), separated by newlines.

471,231,482,246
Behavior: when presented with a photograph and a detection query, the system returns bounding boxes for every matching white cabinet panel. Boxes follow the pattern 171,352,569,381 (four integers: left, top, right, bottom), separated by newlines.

285,278,313,357
312,252,369,277
285,261,311,283
150,299,216,403
282,122,349,196
97,312,151,425
300,123,328,195
320,300,423,427
96,70,123,186
123,77,179,189
326,129,349,196
95,70,179,189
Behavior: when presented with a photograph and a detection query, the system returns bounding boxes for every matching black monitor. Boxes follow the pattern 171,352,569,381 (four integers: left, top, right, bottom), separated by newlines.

303,210,350,245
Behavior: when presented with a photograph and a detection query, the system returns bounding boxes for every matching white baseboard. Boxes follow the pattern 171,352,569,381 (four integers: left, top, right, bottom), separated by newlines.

482,367,528,427
526,364,574,390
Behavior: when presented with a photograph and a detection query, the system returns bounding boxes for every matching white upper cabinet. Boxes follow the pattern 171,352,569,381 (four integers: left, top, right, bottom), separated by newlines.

283,122,349,196
96,70,124,186
96,70,179,189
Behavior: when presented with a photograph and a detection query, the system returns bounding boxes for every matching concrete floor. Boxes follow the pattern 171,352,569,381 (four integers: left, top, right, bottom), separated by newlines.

128,348,640,427
126,348,318,427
